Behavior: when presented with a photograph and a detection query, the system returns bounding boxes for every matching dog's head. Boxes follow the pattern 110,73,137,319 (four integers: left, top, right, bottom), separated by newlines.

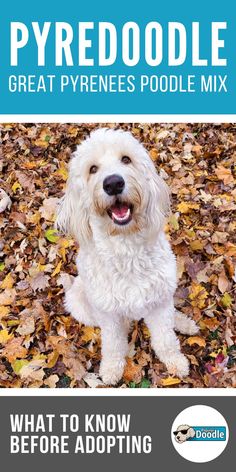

173,425,195,443
56,128,170,243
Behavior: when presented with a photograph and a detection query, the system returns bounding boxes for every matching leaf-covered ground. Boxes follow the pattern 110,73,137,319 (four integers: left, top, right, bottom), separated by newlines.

0,123,236,388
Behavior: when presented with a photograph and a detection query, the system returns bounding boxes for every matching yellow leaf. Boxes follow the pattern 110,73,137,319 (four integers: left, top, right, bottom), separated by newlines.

190,240,204,251
0,306,10,319
210,347,227,359
52,261,62,277
81,326,100,343
12,359,30,375
27,211,41,224
221,293,233,308
142,325,150,339
58,238,73,262
67,125,78,137
47,351,59,369
161,377,181,386
187,336,206,348
0,329,13,344
177,202,200,214
1,272,14,289
12,181,22,193
35,128,51,148
189,283,208,309
57,162,68,181
169,214,179,230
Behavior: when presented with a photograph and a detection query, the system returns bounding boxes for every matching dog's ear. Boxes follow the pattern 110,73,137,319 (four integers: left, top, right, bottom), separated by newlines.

145,157,170,233
188,427,195,438
153,171,170,218
55,158,92,245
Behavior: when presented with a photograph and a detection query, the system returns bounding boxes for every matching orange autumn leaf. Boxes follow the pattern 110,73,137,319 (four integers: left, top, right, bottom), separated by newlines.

187,336,206,348
123,358,142,383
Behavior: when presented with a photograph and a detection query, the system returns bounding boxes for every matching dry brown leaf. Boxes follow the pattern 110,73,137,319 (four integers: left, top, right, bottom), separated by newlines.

2,337,27,363
0,289,16,306
47,336,85,380
16,310,35,336
218,271,230,294
44,374,59,388
215,165,234,185
29,272,50,292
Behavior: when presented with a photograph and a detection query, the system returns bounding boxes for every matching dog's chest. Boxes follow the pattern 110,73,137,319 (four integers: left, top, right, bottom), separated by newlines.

78,235,177,316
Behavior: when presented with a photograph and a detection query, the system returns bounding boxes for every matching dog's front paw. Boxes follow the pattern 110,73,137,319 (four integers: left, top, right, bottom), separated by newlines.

174,311,199,335
165,353,189,378
99,359,125,385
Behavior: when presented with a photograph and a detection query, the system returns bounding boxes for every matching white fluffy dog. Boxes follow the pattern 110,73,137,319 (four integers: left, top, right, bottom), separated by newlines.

56,128,198,385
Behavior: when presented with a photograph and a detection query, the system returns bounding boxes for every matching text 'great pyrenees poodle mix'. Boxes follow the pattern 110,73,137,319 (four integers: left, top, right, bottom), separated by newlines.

56,128,198,385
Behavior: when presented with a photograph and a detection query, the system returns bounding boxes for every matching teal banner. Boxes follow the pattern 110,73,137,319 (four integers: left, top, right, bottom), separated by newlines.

0,0,235,114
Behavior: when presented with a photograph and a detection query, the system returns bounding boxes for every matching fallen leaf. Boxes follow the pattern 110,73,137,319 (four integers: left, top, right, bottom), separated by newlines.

80,326,100,344
19,359,45,381
123,358,143,383
45,228,60,243
177,202,200,214
186,336,206,347
218,271,230,293
0,329,13,344
12,181,22,193
12,359,30,375
161,377,181,386
0,289,16,306
221,293,233,308
15,171,35,192
46,336,85,380
16,311,35,336
51,260,62,277
1,272,14,289
0,306,10,318
39,197,60,221
83,373,105,388
44,374,59,388
189,283,208,309
215,165,234,185
29,272,50,292
2,337,27,363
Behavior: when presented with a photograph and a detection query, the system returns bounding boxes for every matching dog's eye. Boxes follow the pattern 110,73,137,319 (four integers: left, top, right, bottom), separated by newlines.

89,165,98,174
121,156,131,164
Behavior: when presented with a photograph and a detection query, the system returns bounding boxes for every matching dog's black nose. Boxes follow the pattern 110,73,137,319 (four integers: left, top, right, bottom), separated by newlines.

103,174,125,196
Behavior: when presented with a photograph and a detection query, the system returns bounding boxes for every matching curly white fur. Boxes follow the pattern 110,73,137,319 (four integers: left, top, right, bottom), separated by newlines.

56,128,198,385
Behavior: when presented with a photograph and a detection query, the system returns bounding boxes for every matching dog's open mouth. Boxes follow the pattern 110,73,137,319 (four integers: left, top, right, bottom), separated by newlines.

107,201,133,225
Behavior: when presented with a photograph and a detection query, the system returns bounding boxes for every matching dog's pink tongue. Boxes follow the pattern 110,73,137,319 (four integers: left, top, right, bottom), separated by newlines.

111,203,129,218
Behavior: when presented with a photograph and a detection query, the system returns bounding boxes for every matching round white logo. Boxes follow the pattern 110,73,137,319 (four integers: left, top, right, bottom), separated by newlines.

171,405,229,463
